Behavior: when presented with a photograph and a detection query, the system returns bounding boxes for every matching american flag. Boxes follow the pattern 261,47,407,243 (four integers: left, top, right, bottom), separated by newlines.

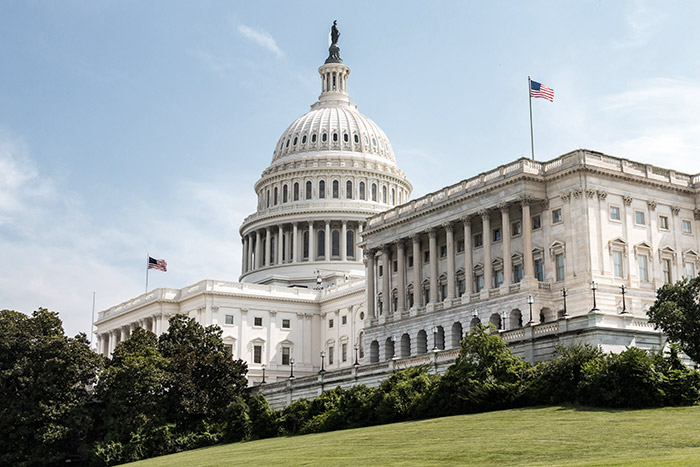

530,80,554,102
148,256,167,272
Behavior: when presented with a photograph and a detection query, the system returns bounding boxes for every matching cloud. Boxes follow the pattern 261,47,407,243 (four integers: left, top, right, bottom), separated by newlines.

237,24,284,58
613,1,661,49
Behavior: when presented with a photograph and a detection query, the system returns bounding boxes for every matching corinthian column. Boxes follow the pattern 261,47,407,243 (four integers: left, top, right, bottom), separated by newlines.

264,227,271,266
255,230,262,269
365,250,376,317
308,222,315,261
396,240,406,313
381,245,391,314
341,221,347,261
521,198,534,281
292,222,298,263
278,225,284,265
445,223,455,301
412,234,421,308
500,204,511,289
481,210,492,291
429,229,438,303
325,221,331,261
463,216,472,295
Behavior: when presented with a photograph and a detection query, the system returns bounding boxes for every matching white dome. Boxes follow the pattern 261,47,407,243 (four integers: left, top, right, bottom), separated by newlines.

272,103,396,165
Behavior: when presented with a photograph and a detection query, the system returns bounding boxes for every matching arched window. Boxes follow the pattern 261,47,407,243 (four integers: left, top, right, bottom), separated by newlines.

319,180,325,199
283,185,288,203
382,186,387,203
346,230,354,258
371,183,377,201
274,187,278,205
317,230,325,257
391,188,395,205
332,230,340,257
266,189,270,208
302,135,307,144
322,133,327,142
332,132,338,142
312,133,317,143
306,181,312,200
332,180,339,198
343,133,349,142
293,183,299,201
359,182,366,200
293,136,298,145
354,134,359,144
346,180,353,199
303,231,309,259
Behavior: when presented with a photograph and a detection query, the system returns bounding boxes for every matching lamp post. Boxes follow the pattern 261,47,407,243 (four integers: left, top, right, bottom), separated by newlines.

620,284,629,314
590,281,599,311
526,295,534,325
354,343,360,367
432,325,438,351
319,351,326,375
391,334,397,360
261,363,266,384
561,288,568,317
289,357,295,379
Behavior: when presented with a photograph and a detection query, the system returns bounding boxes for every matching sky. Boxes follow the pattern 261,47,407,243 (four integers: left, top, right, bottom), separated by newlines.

2,1,700,340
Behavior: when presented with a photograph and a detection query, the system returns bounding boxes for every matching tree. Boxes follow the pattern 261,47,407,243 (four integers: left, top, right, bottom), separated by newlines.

158,314,248,431
648,276,700,363
0,308,103,465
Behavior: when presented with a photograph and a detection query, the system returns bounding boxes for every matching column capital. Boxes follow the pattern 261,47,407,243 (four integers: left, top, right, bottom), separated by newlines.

380,244,391,254
342,219,347,225
540,198,550,210
427,228,437,238
497,202,510,212
671,205,681,216
478,209,490,220
394,239,406,249
596,190,608,200
265,226,271,233
623,195,633,206
694,209,700,221
442,222,454,232
648,201,657,211
410,233,421,243
518,195,533,206
461,215,472,224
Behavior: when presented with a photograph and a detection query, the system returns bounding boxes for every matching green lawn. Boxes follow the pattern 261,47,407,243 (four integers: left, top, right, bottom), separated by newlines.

126,405,700,466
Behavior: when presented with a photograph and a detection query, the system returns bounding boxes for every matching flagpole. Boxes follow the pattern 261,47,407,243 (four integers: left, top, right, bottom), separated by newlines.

528,76,535,160
145,253,149,293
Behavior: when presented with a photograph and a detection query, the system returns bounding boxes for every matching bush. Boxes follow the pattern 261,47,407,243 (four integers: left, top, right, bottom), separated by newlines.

247,393,279,439
222,396,251,443
279,398,311,435
374,367,437,424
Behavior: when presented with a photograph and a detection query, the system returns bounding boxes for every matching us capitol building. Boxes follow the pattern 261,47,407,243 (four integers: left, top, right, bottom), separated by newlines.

94,25,700,406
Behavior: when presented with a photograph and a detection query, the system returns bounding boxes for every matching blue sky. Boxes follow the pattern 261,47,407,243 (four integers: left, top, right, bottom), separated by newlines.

2,1,700,339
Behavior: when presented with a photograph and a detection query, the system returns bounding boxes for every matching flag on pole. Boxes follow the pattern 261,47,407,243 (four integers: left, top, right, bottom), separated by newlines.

148,256,167,272
530,80,554,101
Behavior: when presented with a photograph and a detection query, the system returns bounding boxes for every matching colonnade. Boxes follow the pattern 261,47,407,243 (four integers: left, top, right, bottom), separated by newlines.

241,220,364,274
96,314,164,356
364,199,539,319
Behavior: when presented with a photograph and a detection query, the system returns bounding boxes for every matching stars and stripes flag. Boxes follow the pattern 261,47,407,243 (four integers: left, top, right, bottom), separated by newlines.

148,256,167,272
530,80,554,101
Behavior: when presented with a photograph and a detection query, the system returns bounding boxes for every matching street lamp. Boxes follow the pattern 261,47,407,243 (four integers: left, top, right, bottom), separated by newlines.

289,357,295,379
319,351,326,375
432,325,438,351
526,295,534,325
620,284,629,314
561,288,568,317
261,363,266,384
590,281,599,311
391,334,397,360
354,343,360,367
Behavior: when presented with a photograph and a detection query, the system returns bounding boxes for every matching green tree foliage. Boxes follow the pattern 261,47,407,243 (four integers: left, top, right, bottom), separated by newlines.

95,328,168,442
247,393,279,439
648,276,700,363
426,325,530,416
373,367,437,424
0,308,103,466
158,314,248,431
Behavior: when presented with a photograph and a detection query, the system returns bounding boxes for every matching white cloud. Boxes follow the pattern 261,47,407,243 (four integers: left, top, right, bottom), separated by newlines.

613,1,661,50
237,24,284,58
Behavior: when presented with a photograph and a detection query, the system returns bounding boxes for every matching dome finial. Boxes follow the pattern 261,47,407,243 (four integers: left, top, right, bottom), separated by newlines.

326,20,342,64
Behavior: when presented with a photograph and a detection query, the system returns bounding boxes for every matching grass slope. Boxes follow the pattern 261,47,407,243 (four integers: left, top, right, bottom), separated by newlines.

126,405,700,466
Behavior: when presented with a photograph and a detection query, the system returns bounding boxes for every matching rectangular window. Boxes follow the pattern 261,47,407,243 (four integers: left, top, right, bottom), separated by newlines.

532,215,542,230
458,278,466,296
475,274,484,292
685,262,695,280
225,315,234,325
393,260,398,272
253,345,262,364
408,255,413,268
552,209,562,224
224,344,233,356
439,283,447,301
683,220,692,234
609,206,621,221
328,346,334,365
512,221,521,236
493,227,502,242
659,215,669,230
379,265,383,276
342,315,347,325
494,269,504,287
457,240,465,252
535,258,544,281
440,245,447,257
282,319,291,329
613,251,623,278
473,233,483,247
342,343,347,362
254,317,263,327
638,255,649,282
662,258,672,284
282,346,290,365
329,318,334,328
635,211,646,225
424,251,430,263
555,253,565,281
514,264,523,283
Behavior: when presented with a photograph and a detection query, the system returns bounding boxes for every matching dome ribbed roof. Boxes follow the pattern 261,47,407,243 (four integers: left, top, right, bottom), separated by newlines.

272,103,396,165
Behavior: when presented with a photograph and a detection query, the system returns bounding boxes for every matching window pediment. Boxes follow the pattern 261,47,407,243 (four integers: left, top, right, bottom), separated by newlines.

659,246,677,263
608,237,627,256
549,241,566,256
634,241,652,258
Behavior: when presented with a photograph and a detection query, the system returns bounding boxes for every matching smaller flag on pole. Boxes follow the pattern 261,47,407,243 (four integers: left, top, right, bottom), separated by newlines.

530,80,554,101
148,256,168,272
